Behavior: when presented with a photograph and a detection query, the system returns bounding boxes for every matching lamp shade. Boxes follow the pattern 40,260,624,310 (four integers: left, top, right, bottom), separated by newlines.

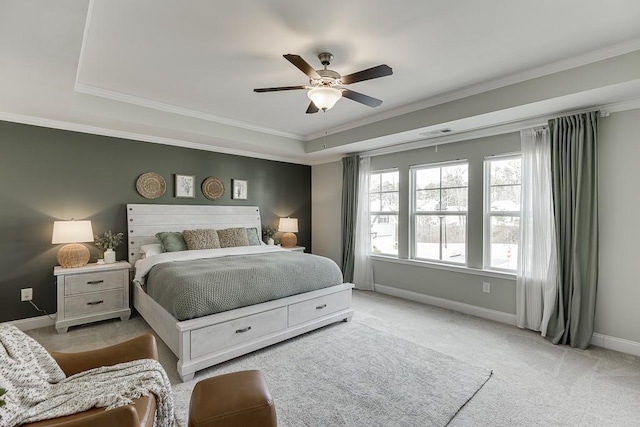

278,218,298,233
52,220,94,244
279,217,298,248
307,86,342,110
52,220,94,268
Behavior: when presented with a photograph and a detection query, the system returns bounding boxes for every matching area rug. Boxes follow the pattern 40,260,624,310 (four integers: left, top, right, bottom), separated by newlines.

172,321,492,426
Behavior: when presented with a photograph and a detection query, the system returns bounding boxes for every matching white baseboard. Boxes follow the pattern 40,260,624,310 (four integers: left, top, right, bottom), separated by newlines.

374,284,517,326
373,284,640,358
591,333,640,357
9,315,56,331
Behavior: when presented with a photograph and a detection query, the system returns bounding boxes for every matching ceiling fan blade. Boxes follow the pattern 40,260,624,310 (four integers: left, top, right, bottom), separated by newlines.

253,85,306,93
342,89,383,108
306,102,319,114
341,64,393,85
284,54,321,79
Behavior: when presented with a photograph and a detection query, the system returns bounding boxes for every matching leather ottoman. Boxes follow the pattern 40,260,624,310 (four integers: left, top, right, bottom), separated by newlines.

189,370,277,427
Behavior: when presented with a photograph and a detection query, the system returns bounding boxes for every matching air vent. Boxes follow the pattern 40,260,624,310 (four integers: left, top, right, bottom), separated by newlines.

433,128,453,134
419,128,454,137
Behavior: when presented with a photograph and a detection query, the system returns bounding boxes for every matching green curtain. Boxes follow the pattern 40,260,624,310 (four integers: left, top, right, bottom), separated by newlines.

546,112,598,349
341,155,360,283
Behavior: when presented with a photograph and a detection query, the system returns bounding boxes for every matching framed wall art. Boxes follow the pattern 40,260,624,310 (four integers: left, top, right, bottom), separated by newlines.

232,179,248,200
175,174,195,198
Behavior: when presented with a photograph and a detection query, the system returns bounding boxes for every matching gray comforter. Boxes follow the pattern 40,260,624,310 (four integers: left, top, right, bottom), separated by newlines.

145,251,343,320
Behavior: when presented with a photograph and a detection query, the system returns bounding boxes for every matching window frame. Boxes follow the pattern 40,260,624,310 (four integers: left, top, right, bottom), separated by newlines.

369,168,400,257
410,160,469,265
483,153,522,272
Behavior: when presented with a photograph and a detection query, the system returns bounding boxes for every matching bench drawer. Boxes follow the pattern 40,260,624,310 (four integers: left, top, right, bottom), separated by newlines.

191,307,287,359
288,290,350,326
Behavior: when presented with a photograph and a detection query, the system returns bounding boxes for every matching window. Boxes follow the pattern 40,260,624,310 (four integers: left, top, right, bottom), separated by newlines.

370,170,399,256
411,162,468,264
485,155,521,271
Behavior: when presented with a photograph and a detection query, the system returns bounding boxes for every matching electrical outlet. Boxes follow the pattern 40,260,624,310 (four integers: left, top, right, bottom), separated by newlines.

482,282,491,293
21,288,33,301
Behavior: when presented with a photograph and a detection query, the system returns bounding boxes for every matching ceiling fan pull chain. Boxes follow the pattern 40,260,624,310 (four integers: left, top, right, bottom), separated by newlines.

323,110,328,149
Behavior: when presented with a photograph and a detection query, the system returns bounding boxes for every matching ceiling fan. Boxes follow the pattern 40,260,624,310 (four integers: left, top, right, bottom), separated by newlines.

254,52,393,114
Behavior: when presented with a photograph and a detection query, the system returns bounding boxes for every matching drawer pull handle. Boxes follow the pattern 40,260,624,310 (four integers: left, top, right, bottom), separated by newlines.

316,304,327,310
87,280,104,285
235,326,252,334
87,300,104,306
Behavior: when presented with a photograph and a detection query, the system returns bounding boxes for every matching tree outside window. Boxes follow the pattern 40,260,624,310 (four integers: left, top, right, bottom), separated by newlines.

485,156,521,270
412,162,468,264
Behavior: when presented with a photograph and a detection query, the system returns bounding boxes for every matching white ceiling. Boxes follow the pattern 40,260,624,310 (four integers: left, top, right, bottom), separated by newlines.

2,0,640,164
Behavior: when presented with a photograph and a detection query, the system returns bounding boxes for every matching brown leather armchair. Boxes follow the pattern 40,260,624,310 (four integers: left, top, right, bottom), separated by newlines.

24,334,159,427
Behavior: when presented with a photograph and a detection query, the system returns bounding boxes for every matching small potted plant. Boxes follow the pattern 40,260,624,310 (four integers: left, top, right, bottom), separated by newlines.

95,248,105,265
94,230,124,264
262,225,277,245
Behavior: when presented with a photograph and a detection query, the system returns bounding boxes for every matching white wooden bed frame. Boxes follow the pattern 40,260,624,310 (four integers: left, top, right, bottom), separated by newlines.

127,204,354,381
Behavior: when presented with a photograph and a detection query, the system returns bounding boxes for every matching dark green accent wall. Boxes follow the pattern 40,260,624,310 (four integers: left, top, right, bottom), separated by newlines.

0,120,311,322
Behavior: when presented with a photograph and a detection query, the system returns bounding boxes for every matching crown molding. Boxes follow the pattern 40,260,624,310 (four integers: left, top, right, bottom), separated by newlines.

75,0,303,141
74,83,304,141
360,97,640,158
0,112,311,165
305,38,640,141
604,97,640,114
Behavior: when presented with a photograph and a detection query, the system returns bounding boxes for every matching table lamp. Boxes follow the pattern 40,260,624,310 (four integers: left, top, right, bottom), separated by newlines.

278,217,298,248
52,220,94,268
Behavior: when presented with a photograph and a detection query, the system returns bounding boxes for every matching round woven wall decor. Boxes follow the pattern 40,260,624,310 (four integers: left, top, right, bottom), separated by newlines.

202,176,224,200
136,172,166,199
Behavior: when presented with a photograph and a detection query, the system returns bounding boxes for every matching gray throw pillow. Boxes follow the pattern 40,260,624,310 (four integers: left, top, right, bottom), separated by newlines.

183,229,221,250
155,232,188,252
246,227,261,246
217,227,249,248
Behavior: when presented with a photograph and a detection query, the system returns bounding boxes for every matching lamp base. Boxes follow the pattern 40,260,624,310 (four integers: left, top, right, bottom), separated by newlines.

281,232,297,248
57,243,90,268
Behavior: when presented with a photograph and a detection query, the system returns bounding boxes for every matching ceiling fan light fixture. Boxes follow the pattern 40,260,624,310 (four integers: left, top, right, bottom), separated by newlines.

307,86,342,110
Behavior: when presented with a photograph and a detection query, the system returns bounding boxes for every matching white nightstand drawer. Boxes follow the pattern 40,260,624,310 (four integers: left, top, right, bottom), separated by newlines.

55,261,131,333
64,270,124,296
288,290,350,326
190,307,287,359
64,289,124,318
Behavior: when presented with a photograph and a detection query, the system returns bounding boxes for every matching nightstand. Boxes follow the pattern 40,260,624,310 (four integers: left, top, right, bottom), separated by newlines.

54,261,131,334
282,246,305,252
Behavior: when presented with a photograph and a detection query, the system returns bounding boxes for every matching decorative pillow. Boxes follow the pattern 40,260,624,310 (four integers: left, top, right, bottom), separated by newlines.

183,229,221,250
246,227,261,246
217,227,249,248
155,232,188,252
139,243,162,258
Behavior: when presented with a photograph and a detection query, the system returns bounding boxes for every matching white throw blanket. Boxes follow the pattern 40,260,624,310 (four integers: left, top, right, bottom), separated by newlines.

0,323,174,427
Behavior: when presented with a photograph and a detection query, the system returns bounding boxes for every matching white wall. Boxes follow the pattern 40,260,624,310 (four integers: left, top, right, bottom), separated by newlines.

311,161,343,266
596,108,640,343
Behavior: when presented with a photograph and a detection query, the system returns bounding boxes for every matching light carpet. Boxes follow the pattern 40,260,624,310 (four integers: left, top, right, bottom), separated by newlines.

172,321,492,426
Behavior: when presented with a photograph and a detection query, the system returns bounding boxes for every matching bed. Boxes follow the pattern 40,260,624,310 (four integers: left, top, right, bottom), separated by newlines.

127,204,354,381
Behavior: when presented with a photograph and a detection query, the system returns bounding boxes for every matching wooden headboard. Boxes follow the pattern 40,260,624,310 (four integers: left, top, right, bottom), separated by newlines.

126,204,262,264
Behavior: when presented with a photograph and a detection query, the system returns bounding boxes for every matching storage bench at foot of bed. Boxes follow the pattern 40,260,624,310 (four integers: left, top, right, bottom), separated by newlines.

133,282,354,382
190,289,351,360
